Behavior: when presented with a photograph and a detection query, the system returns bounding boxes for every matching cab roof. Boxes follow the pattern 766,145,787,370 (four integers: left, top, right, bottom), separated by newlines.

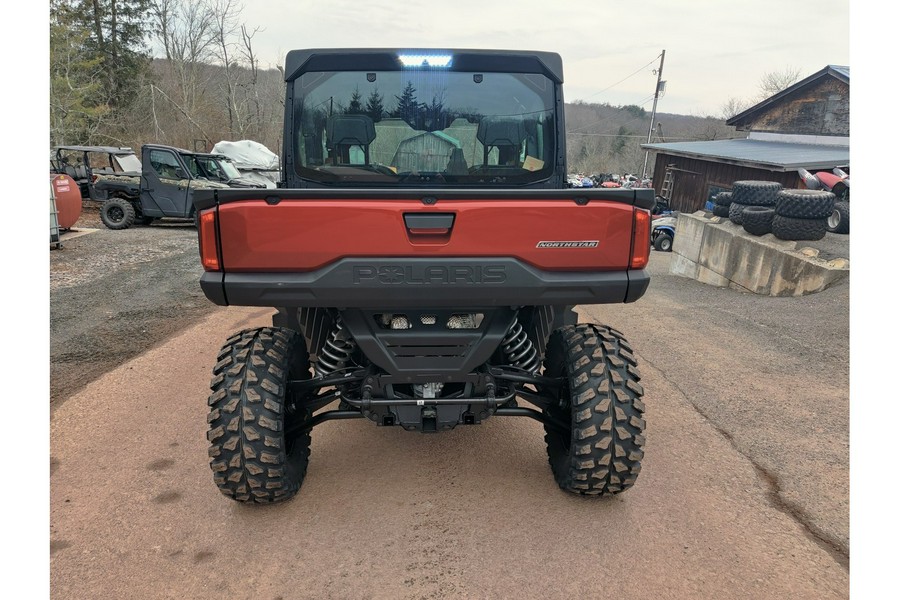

54,145,135,155
284,48,564,84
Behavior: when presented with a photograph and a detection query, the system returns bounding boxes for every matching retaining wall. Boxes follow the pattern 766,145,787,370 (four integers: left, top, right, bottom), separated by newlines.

669,211,849,296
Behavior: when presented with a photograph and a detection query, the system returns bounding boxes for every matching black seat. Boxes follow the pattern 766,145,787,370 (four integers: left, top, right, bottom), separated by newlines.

326,114,376,165
476,118,525,166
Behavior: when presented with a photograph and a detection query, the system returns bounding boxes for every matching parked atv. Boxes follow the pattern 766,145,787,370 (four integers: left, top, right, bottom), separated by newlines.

651,214,677,251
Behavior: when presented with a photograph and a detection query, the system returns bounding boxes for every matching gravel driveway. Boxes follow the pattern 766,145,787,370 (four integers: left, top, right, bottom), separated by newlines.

50,243,849,599
50,207,218,408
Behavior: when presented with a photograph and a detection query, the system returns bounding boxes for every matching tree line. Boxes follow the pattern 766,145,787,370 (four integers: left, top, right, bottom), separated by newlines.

50,0,283,153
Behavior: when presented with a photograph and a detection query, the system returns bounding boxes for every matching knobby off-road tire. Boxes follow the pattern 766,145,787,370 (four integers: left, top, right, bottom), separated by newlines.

653,232,673,252
731,180,782,207
741,206,776,236
772,215,827,241
712,204,731,218
775,189,835,219
542,324,646,495
827,201,850,234
729,202,751,225
100,197,136,230
207,327,312,503
714,191,733,207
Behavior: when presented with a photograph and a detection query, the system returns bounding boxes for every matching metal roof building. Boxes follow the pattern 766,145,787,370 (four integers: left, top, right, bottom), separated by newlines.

642,139,848,172
642,65,849,212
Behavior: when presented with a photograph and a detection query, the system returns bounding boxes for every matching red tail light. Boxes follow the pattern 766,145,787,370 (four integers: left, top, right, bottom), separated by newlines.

630,208,651,269
198,209,220,271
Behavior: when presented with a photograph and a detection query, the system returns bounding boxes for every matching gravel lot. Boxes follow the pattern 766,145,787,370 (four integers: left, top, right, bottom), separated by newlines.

50,206,218,407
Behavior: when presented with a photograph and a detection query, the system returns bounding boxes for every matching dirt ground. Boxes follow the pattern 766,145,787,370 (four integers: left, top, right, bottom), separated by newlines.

49,216,850,598
51,307,849,600
50,206,218,408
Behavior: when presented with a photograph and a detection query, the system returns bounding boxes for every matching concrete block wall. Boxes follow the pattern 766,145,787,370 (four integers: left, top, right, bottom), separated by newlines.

669,211,849,297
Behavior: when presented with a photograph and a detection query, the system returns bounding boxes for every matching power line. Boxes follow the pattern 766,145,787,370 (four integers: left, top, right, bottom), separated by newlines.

582,55,662,101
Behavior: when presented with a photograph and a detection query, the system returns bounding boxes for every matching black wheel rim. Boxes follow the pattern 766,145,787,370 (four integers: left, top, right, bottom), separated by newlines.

108,206,124,222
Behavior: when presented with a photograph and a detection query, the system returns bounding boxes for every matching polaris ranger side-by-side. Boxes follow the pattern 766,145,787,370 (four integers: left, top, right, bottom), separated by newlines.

93,144,232,229
50,145,142,200
195,49,652,503
193,153,268,189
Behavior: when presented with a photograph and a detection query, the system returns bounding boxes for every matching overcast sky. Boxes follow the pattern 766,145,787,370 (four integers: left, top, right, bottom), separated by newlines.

238,0,849,117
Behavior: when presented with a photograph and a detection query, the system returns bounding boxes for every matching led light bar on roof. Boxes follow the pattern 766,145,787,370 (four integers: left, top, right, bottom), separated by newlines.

398,54,453,68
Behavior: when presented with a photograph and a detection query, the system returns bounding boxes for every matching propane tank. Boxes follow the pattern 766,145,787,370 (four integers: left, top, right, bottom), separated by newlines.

49,174,83,230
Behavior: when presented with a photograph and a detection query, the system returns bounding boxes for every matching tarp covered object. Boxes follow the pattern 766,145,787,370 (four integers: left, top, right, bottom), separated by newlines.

211,140,279,170
235,171,278,189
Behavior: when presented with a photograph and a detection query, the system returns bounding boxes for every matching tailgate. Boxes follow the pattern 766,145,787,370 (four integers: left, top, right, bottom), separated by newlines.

200,188,654,272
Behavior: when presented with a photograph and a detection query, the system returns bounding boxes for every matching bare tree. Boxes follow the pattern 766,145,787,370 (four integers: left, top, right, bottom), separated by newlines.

719,96,752,120
152,0,174,59
240,23,264,139
151,0,217,113
210,0,242,135
757,66,803,100
145,0,223,147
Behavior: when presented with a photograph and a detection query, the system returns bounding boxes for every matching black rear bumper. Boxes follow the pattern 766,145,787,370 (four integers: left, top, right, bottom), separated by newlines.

200,258,649,308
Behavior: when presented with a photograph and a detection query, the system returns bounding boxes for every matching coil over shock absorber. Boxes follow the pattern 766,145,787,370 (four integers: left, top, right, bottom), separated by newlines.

315,317,356,377
501,316,540,373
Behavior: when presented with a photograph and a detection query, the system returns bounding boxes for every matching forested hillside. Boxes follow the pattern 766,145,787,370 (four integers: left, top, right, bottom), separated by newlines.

50,0,739,177
565,101,737,175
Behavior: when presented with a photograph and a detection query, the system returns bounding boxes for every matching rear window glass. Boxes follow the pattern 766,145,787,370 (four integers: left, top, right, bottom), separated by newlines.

293,70,556,186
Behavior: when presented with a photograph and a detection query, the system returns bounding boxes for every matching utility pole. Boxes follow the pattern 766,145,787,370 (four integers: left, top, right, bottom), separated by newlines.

641,50,666,180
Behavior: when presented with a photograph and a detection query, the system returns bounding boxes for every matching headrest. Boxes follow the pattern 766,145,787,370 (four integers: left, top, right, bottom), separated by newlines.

476,118,525,147
326,114,376,147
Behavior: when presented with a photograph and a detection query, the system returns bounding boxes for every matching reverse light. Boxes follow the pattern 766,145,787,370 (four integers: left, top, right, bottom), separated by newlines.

398,54,453,68
630,208,651,269
198,209,220,271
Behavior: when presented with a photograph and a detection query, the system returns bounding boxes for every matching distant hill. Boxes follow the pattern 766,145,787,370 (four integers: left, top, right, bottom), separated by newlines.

564,100,738,176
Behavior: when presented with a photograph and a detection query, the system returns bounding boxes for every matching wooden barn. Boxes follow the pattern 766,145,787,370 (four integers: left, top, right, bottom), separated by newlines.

642,65,849,213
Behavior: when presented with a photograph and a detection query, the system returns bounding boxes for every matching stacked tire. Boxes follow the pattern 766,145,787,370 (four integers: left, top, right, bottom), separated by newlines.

728,181,781,227
742,206,776,236
771,189,835,241
827,199,850,234
712,192,732,218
